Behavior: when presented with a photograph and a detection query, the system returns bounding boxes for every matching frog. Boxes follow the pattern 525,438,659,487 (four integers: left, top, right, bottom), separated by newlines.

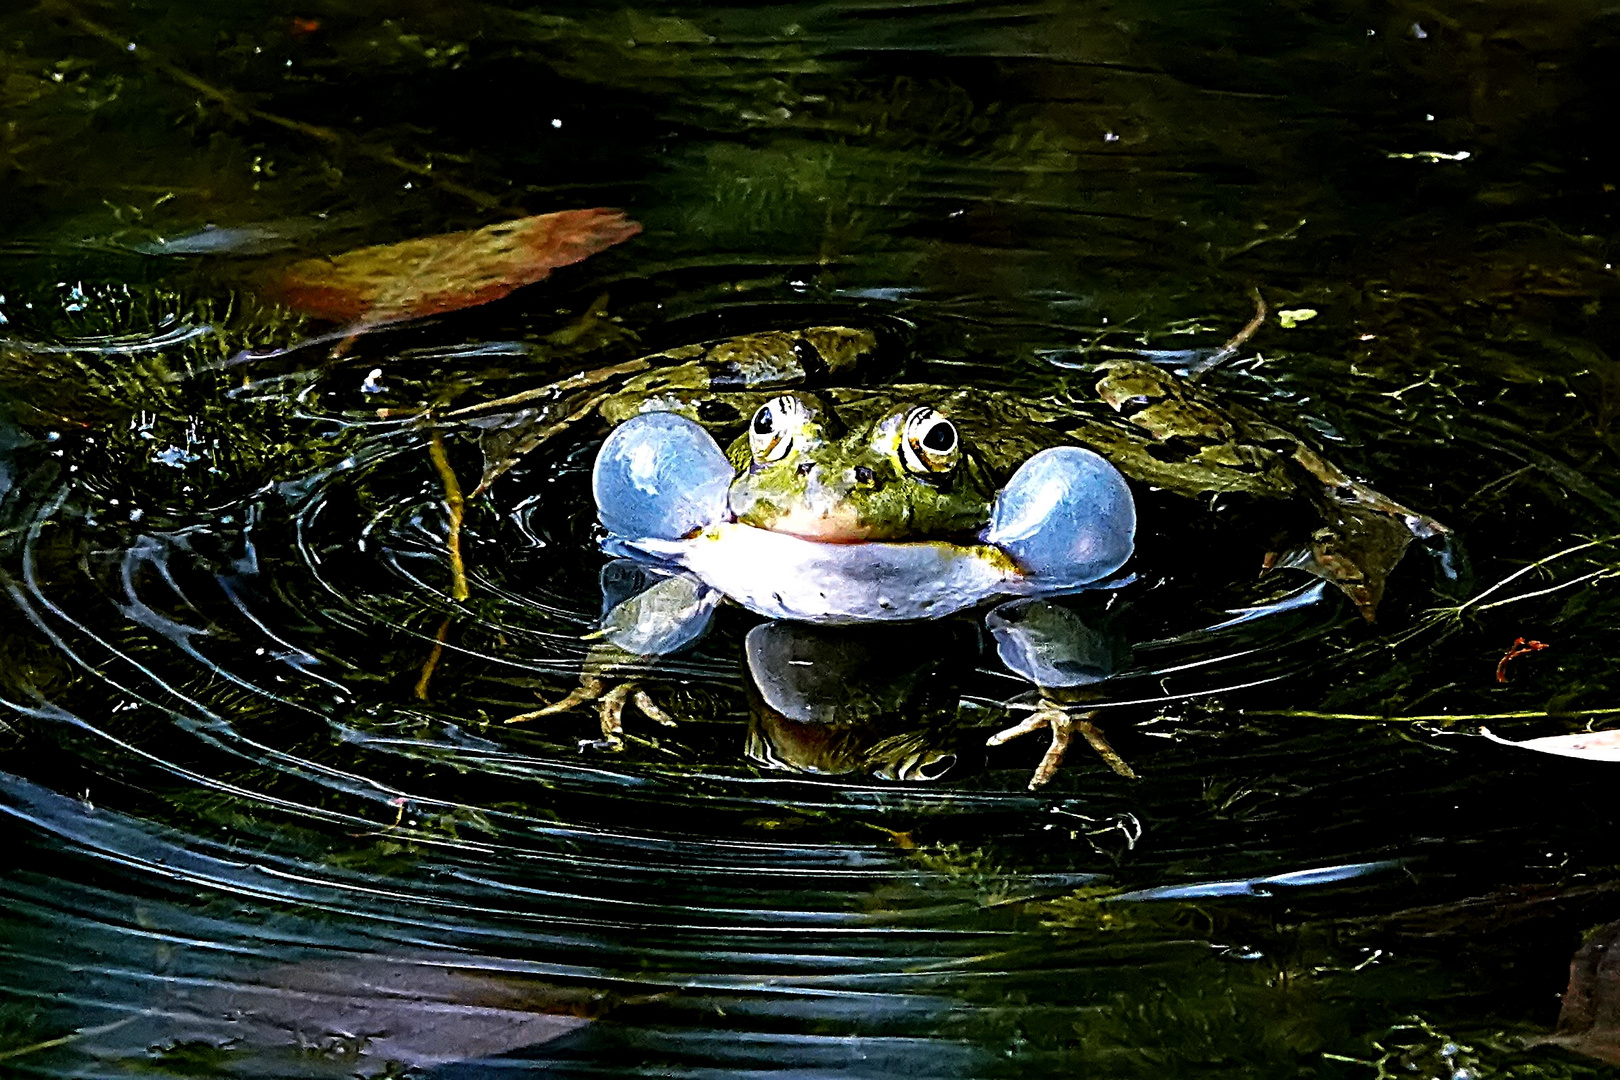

467,322,1448,788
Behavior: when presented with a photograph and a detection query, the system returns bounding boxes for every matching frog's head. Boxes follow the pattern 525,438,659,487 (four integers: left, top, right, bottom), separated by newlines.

593,405,1137,619
724,394,1000,542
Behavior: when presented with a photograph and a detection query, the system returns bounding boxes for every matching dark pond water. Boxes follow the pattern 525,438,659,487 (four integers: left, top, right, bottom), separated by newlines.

4,1,1620,1076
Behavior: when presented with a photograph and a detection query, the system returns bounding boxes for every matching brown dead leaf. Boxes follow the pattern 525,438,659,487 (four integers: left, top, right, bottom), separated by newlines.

266,209,642,329
1482,727,1620,761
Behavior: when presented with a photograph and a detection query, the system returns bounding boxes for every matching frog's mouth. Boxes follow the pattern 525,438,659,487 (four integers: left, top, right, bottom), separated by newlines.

727,463,931,543
731,496,925,544
747,508,887,544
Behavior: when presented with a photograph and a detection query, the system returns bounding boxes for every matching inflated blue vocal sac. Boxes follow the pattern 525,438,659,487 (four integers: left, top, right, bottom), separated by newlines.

980,446,1136,592
591,411,1136,624
592,412,734,541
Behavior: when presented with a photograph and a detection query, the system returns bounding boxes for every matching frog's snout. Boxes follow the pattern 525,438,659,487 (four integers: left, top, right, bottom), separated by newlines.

805,462,882,497
793,461,876,485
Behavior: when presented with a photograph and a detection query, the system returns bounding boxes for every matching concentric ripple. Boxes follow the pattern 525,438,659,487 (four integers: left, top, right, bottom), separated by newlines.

0,257,1615,1076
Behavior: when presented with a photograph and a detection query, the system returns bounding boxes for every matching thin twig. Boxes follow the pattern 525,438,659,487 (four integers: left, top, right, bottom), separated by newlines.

1448,536,1617,616
427,430,470,601
1191,287,1267,375
413,615,454,699
1472,567,1619,613
1464,464,1537,505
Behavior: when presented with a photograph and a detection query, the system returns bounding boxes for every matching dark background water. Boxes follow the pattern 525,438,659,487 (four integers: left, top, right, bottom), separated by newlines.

3,0,1620,1076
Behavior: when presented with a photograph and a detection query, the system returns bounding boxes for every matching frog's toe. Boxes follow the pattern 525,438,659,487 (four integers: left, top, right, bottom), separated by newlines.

505,669,677,750
593,411,733,541
987,704,1071,789
986,711,1054,748
631,688,678,727
985,446,1136,590
1074,714,1136,782
597,682,633,746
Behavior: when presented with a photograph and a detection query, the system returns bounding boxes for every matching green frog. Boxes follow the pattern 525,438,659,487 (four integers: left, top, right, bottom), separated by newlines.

465,324,1446,788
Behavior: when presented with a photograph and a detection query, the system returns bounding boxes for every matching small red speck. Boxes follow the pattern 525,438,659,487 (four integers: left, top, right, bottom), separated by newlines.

290,17,321,36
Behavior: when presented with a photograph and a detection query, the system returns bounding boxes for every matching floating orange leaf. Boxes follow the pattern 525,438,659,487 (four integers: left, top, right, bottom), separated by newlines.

267,208,641,329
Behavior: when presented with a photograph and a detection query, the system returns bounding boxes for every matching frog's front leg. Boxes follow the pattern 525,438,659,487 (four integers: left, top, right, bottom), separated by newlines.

984,597,1135,789
507,563,722,747
988,698,1135,789
521,410,729,748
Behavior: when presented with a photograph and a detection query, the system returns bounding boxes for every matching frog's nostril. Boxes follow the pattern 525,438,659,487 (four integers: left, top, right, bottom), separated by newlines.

854,466,876,485
796,461,815,477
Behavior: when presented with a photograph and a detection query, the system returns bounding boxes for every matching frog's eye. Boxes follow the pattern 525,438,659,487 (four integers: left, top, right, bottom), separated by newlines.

749,395,809,464
901,408,959,475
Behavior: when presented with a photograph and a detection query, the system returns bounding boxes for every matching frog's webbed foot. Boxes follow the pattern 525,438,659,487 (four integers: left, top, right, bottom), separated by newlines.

506,676,677,750
988,703,1136,790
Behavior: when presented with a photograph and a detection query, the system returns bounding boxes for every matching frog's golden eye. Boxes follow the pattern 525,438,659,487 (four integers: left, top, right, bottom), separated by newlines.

900,408,959,475
749,395,809,464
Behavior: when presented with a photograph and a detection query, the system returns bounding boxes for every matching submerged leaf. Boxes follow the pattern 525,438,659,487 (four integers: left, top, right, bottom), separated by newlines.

266,209,642,329
144,957,610,1068
1540,919,1620,1064
1481,727,1620,760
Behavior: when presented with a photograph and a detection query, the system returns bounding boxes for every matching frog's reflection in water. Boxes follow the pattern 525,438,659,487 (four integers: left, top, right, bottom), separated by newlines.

594,559,1130,783
742,620,978,781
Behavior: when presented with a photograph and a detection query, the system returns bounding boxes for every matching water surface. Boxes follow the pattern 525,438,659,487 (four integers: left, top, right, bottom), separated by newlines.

2,1,1620,1076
